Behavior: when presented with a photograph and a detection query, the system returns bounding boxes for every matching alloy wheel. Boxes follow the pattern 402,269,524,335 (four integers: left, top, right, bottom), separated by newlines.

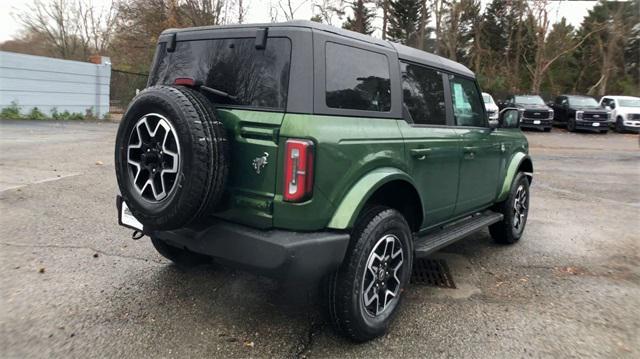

513,184,528,231
361,234,405,317
126,113,181,202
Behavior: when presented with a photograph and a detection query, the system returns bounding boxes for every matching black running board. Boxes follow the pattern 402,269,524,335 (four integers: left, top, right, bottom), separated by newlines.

414,211,503,258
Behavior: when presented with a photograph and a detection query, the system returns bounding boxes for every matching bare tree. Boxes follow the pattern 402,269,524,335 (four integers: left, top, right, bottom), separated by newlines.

312,0,341,25
278,0,308,21
78,0,119,54
526,0,602,93
18,0,119,60
181,0,227,26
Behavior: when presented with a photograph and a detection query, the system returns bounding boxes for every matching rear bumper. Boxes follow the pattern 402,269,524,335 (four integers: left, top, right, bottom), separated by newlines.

151,219,350,282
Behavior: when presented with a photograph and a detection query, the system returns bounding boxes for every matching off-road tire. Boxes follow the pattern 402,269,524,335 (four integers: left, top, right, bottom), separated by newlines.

150,236,211,266
114,85,228,230
490,172,530,244
324,206,413,342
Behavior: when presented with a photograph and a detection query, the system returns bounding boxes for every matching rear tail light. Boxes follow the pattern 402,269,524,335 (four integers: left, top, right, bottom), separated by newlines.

283,139,314,202
174,77,196,86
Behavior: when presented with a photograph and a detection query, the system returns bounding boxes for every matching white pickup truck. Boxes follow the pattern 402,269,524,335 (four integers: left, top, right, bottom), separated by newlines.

599,96,640,133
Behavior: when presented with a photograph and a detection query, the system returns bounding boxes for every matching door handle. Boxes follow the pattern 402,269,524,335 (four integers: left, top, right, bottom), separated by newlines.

463,146,477,159
410,148,432,160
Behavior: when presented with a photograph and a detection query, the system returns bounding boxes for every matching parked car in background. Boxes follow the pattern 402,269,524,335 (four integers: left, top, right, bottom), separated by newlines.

482,92,499,120
550,95,610,133
599,96,640,133
504,95,553,131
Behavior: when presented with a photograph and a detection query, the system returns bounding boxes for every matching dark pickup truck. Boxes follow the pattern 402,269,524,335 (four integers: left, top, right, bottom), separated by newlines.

550,95,611,133
503,95,554,132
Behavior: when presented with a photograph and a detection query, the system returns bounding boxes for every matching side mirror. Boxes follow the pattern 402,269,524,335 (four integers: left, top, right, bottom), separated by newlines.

499,107,521,129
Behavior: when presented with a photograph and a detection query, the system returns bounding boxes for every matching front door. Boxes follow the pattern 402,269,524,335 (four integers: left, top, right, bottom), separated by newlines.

449,75,502,215
398,62,461,227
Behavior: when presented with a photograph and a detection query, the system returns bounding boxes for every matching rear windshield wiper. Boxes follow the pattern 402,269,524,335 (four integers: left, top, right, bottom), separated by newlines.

200,85,238,104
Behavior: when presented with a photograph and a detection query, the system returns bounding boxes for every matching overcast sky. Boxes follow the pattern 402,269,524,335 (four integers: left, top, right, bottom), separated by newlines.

0,0,600,43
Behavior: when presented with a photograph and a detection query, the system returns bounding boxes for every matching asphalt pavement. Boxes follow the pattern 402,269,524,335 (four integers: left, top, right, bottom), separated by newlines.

1,120,638,358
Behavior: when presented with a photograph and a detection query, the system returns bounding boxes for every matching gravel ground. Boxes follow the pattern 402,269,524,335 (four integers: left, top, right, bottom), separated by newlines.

1,120,638,358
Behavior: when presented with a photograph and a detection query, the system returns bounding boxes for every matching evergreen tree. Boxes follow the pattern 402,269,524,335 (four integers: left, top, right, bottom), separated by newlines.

342,0,376,35
386,0,424,47
543,18,578,94
480,0,509,54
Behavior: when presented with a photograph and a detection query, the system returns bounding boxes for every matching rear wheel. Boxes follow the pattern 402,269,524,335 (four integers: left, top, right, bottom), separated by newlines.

324,206,413,342
150,236,211,266
490,172,530,244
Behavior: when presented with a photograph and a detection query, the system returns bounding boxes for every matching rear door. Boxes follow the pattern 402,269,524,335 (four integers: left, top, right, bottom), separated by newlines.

398,61,461,227
449,75,502,215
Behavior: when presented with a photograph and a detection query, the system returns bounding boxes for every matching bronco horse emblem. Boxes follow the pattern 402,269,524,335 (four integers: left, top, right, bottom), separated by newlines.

252,152,269,174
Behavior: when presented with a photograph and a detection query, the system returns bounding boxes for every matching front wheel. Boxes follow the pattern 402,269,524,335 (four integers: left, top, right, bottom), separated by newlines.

324,206,413,342
615,117,625,133
490,172,530,244
567,119,576,132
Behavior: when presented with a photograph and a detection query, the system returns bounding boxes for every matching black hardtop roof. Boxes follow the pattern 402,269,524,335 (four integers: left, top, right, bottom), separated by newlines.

162,20,474,78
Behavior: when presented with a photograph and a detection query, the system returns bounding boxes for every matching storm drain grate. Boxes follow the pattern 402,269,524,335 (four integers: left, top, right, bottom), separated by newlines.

411,258,456,288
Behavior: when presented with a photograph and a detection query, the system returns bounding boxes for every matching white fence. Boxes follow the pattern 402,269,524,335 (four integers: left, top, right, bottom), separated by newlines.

0,51,111,118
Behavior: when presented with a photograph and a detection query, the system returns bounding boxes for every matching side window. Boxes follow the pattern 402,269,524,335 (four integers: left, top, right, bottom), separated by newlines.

610,100,616,109
450,76,486,127
400,62,446,126
561,97,568,106
325,42,391,112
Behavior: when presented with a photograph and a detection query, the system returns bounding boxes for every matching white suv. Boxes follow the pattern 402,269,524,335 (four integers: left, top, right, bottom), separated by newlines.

599,96,640,133
482,92,499,120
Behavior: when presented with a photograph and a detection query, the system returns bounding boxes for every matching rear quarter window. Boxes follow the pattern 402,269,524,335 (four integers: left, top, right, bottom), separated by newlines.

325,42,391,112
151,37,292,110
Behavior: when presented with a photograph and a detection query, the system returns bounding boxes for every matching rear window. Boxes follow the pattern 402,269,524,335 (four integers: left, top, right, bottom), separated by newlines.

150,37,291,110
325,42,391,112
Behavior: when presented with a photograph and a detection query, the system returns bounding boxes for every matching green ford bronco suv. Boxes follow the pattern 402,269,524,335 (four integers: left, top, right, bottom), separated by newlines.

115,21,532,341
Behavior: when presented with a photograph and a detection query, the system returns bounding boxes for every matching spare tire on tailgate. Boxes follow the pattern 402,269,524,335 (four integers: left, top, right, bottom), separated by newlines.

114,85,229,230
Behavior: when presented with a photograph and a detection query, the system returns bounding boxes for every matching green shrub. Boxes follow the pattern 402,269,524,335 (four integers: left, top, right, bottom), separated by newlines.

50,107,60,120
84,107,98,121
28,107,47,120
68,112,85,121
1,101,23,120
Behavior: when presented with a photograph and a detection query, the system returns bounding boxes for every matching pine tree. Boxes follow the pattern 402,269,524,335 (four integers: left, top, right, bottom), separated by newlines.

342,1,376,35
386,0,424,47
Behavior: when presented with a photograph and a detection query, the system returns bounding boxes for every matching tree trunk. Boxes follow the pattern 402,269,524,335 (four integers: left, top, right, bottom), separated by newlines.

417,1,428,50
382,0,388,40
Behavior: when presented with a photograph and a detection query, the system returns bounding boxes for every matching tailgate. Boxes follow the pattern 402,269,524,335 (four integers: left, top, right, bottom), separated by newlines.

214,109,284,228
